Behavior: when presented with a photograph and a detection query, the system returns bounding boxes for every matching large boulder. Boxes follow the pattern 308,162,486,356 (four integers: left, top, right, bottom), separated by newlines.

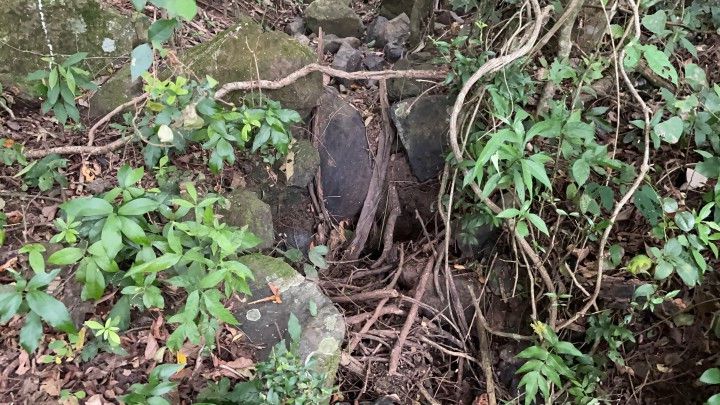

391,95,451,182
387,55,437,101
379,0,433,47
220,189,275,250
367,13,410,48
236,254,345,386
315,87,372,219
0,0,139,96
305,0,364,38
90,18,323,118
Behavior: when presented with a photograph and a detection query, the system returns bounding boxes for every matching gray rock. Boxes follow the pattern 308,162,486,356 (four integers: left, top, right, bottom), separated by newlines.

383,42,405,63
408,0,434,47
293,34,311,47
387,56,437,101
90,18,322,119
362,54,385,71
285,16,306,36
367,13,410,48
322,34,362,54
332,42,363,74
379,0,415,18
391,95,451,182
236,254,345,386
315,87,371,219
305,0,364,38
286,139,320,188
0,0,140,97
220,189,275,249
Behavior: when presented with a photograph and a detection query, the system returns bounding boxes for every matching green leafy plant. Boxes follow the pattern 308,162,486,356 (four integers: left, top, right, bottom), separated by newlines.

701,367,720,405
59,389,87,405
26,52,97,124
197,314,333,405
0,243,81,352
15,154,68,192
84,317,121,347
121,363,184,405
515,321,592,405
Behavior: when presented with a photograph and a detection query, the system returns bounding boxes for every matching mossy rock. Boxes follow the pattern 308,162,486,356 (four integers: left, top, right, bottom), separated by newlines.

379,0,415,18
236,254,345,389
220,189,275,250
89,17,323,118
305,0,364,38
0,0,140,97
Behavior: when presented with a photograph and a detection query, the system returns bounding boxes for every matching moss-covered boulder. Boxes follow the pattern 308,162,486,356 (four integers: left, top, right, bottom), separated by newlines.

379,0,415,18
305,0,364,38
220,189,275,250
89,17,323,118
236,254,345,388
0,0,139,96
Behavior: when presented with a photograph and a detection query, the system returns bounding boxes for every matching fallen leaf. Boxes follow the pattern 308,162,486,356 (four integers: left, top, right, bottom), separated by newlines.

85,394,104,405
41,377,61,396
42,204,58,221
80,162,101,183
223,357,254,369
144,334,158,360
15,351,29,376
684,168,708,190
473,393,490,405
0,257,18,272
6,210,22,224
176,350,187,365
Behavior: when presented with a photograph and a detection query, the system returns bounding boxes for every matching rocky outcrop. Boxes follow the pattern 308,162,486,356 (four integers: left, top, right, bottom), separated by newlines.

305,0,364,38
236,254,345,385
90,18,323,118
0,0,139,96
391,95,451,182
315,87,371,219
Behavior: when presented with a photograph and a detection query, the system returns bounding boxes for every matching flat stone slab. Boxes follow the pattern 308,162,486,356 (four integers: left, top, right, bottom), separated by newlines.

236,254,345,385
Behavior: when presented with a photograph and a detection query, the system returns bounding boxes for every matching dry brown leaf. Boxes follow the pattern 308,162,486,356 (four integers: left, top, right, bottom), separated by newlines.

15,351,29,376
0,257,18,272
473,393,490,405
223,357,254,369
6,210,22,224
144,335,159,360
80,162,101,183
85,394,104,405
42,204,58,221
41,377,61,396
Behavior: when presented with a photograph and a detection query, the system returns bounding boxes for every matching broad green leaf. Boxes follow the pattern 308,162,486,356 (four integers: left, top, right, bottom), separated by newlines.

675,260,698,287
642,44,678,85
633,283,656,299
654,260,673,280
524,157,552,189
48,247,84,266
198,269,227,289
554,341,583,357
633,185,661,225
149,364,184,381
26,290,76,333
708,394,720,405
519,371,541,405
83,262,106,300
148,19,178,46
308,245,328,269
674,211,695,232
641,10,668,36
653,116,683,144
125,253,181,277
27,268,62,290
202,291,238,325
0,290,23,324
19,312,43,353
131,0,148,10
684,63,707,91
118,198,159,216
120,216,149,245
526,213,549,236
130,43,153,81
102,214,123,259
61,197,113,218
700,368,720,385
571,159,591,186
497,208,521,219
288,313,302,343
165,0,197,21
516,345,549,361
628,254,653,276
117,165,144,188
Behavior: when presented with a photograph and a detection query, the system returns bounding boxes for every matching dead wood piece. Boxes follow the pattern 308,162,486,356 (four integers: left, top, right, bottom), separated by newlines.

346,305,406,325
214,64,446,99
371,184,401,268
331,289,399,303
388,255,434,374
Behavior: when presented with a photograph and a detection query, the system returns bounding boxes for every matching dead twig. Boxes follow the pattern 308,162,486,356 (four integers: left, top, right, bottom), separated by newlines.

388,255,435,374
86,94,149,147
214,64,446,99
469,287,498,405
331,289,399,304
370,184,401,268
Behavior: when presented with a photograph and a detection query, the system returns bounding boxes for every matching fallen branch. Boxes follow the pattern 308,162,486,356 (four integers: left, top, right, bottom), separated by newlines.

331,289,399,303
346,250,405,353
25,136,132,159
86,94,149,147
215,63,446,99
370,184,401,268
388,255,434,374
